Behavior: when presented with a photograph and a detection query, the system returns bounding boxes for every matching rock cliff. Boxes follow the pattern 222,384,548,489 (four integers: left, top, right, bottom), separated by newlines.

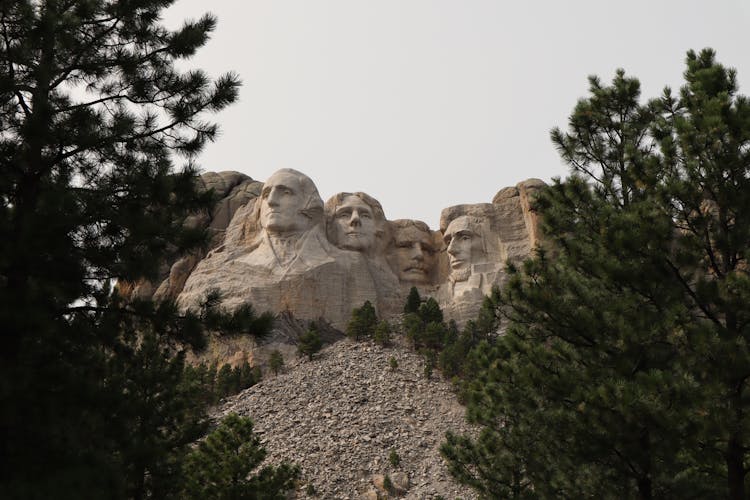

128,169,544,371
170,170,544,327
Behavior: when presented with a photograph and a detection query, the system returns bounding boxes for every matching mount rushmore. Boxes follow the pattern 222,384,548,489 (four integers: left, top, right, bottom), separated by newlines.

129,168,545,332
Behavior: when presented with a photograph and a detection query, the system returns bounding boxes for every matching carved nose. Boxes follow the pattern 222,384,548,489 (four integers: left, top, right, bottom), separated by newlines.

349,210,361,226
266,188,281,206
410,244,424,260
446,238,456,255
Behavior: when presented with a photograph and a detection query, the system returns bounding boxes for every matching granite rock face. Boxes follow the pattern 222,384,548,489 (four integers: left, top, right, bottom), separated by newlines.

172,169,544,330
119,170,262,302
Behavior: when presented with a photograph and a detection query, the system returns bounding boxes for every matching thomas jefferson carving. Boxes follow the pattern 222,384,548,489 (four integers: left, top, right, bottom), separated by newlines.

325,192,385,254
325,192,402,316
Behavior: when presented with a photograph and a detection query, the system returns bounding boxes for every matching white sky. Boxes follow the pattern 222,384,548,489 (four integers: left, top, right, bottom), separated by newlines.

164,0,750,229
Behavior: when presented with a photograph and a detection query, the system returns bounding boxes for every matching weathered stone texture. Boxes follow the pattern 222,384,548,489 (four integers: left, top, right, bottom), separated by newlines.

213,339,478,499
169,170,544,362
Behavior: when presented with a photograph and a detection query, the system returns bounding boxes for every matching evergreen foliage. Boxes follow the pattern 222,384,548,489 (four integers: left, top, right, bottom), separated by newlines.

269,350,284,376
389,356,398,371
186,359,261,404
422,348,437,380
297,323,323,361
418,297,444,325
373,320,392,346
404,296,448,351
442,49,750,499
182,413,300,499
404,286,422,314
346,300,378,340
0,2,275,497
388,449,401,467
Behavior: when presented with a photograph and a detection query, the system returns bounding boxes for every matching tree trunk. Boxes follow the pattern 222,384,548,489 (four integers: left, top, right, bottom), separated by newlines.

727,434,745,500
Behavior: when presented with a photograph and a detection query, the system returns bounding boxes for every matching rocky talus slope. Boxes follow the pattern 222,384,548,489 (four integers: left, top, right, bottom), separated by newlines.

212,339,478,499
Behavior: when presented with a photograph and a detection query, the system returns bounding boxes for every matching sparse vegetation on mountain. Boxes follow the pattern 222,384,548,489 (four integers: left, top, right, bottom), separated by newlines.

298,323,323,361
373,320,393,346
269,350,285,376
347,300,378,340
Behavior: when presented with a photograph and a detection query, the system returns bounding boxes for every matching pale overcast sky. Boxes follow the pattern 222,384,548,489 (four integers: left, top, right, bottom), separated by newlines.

164,1,750,229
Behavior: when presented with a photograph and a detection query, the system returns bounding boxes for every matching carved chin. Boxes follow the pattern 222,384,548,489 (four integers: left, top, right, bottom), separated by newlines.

401,268,429,283
342,234,365,248
341,241,365,251
451,267,471,282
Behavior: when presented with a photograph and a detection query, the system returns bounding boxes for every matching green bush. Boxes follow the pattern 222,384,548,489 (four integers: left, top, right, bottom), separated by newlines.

298,323,323,361
347,300,378,340
269,350,284,376
182,414,299,499
389,449,401,467
374,320,392,346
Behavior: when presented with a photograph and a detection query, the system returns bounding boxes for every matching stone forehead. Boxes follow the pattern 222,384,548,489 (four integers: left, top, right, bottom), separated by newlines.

262,168,324,211
265,168,312,190
390,219,431,233
439,203,496,233
391,223,434,246
324,192,385,220
445,215,481,234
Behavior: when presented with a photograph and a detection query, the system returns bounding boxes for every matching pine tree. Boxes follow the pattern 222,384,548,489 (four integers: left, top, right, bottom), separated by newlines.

442,49,750,498
269,350,284,376
113,332,208,499
182,413,299,500
373,320,392,346
404,286,422,314
418,297,443,325
298,323,323,361
216,363,239,399
346,300,378,340
238,359,261,392
0,2,256,497
654,49,750,499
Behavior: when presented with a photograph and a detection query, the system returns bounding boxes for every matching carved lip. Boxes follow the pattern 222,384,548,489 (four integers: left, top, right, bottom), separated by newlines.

403,265,427,273
450,259,466,268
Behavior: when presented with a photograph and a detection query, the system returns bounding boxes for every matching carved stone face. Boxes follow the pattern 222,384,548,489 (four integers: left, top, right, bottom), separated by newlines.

332,195,377,251
259,171,309,235
390,225,436,284
444,216,485,282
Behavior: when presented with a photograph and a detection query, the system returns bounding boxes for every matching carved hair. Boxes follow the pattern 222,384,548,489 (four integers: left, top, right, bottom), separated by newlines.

389,219,431,234
324,191,385,222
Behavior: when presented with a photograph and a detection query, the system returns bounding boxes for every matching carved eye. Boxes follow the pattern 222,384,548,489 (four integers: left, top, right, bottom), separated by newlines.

337,210,351,218
461,235,472,241
283,188,293,195
396,242,412,249
360,212,372,219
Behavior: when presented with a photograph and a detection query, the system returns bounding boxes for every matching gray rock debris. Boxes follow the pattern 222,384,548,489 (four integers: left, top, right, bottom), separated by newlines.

212,339,478,499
